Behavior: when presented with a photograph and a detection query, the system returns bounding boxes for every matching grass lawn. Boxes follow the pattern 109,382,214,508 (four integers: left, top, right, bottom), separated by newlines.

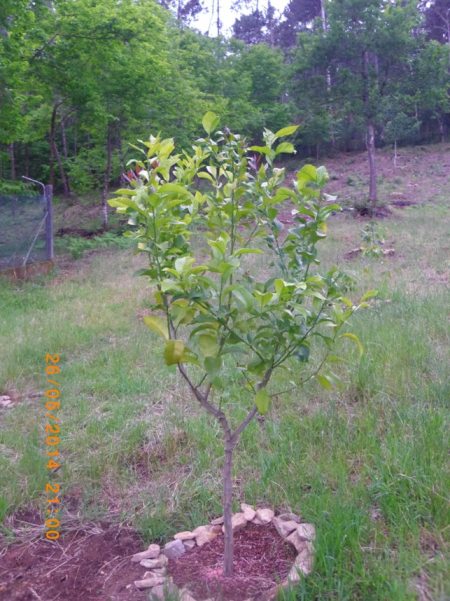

0,157,449,600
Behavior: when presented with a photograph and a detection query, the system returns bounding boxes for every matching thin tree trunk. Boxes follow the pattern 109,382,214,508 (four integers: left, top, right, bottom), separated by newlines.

50,103,71,196
61,116,69,160
24,144,30,178
223,440,234,577
8,143,16,180
362,50,377,207
101,125,113,230
367,122,377,207
320,0,331,91
216,0,221,37
393,139,398,170
438,116,445,143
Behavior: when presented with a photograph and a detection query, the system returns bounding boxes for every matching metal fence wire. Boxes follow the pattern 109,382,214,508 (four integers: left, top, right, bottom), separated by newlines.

0,192,51,270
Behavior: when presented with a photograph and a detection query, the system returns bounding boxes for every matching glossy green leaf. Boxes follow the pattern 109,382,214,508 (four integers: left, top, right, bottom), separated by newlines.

164,340,185,365
202,111,220,135
275,142,295,155
143,315,168,340
316,373,334,390
198,333,219,357
361,289,378,302
274,125,300,138
341,332,364,357
254,389,271,415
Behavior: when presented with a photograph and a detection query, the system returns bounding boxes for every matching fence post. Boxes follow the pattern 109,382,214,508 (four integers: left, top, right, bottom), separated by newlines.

45,184,54,261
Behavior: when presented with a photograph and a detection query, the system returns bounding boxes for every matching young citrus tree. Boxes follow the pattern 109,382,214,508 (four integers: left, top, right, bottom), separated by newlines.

109,113,373,577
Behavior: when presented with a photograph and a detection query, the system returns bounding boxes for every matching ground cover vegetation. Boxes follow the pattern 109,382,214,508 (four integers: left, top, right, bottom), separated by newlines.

0,141,449,598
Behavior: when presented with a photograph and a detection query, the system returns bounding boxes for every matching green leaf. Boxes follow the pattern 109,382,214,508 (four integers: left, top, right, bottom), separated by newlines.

204,356,222,376
316,373,334,390
202,111,220,135
274,125,299,138
254,389,271,415
198,333,219,357
234,248,264,257
275,142,296,156
164,340,185,365
341,332,364,357
249,145,270,155
297,164,317,189
361,289,378,302
143,316,168,340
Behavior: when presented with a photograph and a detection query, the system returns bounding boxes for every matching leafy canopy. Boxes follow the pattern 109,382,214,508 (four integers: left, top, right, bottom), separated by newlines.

110,114,372,406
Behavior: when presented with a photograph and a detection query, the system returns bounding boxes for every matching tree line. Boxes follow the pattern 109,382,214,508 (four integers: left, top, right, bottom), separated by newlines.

0,0,449,220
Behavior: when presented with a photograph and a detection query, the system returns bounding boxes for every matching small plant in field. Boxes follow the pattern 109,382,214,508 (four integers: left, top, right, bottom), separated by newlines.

109,113,374,577
360,221,385,257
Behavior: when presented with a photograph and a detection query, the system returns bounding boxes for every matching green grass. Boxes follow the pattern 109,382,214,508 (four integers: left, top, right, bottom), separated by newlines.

0,192,449,599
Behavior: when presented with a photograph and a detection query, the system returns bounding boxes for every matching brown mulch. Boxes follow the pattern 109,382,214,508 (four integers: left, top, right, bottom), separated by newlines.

168,522,297,601
0,517,148,601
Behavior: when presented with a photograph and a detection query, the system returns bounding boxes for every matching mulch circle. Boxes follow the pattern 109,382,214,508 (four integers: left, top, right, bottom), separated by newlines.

0,517,148,601
168,522,297,601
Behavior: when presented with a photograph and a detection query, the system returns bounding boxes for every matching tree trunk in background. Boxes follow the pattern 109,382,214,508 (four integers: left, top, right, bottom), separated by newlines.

362,50,378,208
8,143,16,180
101,125,113,229
216,0,221,37
50,103,71,196
367,121,377,208
61,116,69,159
24,144,30,178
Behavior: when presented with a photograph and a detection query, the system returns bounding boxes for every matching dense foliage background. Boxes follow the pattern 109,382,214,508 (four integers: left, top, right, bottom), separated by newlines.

1,0,449,200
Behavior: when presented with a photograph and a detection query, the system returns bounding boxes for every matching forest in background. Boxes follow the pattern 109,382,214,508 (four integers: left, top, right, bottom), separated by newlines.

0,0,449,221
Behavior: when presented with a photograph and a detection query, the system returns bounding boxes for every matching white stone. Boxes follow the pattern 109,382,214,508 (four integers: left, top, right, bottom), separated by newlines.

241,503,256,521
211,516,224,525
288,546,314,581
174,531,195,541
277,512,301,523
297,523,316,541
140,555,168,569
163,539,186,559
134,575,165,589
148,580,177,600
273,517,298,539
286,530,311,553
255,508,274,524
222,512,247,533
180,589,197,601
131,544,160,563
144,568,167,577
192,524,211,536
183,539,196,550
196,529,218,547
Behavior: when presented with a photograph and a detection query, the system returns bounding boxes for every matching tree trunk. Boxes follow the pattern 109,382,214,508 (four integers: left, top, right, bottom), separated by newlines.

101,125,113,230
438,116,445,143
366,121,377,207
222,440,234,577
24,144,30,178
216,0,221,37
8,143,16,180
320,0,331,91
61,116,69,159
50,103,71,196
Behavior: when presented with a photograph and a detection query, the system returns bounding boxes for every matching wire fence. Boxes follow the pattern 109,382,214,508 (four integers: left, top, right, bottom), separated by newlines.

0,186,53,271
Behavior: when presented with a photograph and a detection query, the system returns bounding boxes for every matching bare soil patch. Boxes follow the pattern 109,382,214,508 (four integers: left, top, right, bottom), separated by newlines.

168,522,297,601
0,516,147,601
